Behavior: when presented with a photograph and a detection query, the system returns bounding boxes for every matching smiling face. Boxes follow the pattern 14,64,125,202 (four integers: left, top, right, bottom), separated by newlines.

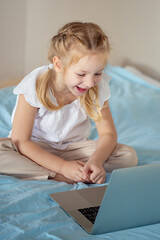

61,52,107,97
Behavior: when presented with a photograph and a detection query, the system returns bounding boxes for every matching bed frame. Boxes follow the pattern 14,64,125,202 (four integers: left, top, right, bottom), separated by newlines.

0,79,20,89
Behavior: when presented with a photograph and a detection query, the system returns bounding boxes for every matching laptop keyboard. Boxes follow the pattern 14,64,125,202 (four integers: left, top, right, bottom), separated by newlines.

78,206,100,224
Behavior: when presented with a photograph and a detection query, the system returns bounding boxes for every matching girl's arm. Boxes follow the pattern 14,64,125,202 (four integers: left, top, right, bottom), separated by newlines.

11,95,85,182
82,101,117,184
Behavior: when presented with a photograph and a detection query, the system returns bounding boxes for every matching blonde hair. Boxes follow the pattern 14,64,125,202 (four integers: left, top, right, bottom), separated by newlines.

36,22,110,120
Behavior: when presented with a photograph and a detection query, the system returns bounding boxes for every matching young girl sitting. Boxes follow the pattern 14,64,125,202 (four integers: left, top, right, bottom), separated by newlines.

0,22,137,184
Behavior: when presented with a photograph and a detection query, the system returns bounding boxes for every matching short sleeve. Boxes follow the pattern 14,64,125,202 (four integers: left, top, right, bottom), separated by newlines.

13,66,48,116
13,68,43,108
98,73,112,109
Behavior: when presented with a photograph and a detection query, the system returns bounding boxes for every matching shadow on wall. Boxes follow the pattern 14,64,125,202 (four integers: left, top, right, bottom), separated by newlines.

122,59,160,82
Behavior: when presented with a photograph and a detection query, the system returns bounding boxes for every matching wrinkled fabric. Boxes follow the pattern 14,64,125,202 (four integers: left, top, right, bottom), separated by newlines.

0,66,160,239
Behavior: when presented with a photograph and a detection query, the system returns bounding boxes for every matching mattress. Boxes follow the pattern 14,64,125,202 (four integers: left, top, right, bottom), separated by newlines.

0,66,160,239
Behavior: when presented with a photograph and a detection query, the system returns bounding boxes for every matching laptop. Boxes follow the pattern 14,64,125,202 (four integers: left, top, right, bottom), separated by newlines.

50,164,160,234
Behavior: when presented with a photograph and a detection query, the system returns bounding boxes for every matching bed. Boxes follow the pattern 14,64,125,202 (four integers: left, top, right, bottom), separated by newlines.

0,66,160,240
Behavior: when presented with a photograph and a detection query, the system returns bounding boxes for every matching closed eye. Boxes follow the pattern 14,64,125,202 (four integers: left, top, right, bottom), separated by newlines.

76,73,85,77
95,73,102,76
76,72,102,77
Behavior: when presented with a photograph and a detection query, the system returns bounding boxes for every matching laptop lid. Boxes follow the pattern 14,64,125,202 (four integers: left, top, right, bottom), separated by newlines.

92,164,160,234
50,164,160,234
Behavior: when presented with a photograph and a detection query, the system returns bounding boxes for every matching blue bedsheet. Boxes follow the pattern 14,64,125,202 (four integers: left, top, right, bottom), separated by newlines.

0,66,160,239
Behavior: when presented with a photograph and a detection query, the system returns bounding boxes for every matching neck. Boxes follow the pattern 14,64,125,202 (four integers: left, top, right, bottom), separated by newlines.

53,88,77,105
52,72,77,105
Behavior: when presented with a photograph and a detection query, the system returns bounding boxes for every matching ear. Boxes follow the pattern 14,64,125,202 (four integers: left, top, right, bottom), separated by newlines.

53,56,63,73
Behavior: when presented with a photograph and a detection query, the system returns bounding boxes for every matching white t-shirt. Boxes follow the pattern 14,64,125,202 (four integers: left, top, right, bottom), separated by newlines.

11,65,111,149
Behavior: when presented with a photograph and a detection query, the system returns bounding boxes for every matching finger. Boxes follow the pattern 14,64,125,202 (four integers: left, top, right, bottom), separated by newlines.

97,175,106,184
90,173,99,183
77,163,86,174
77,161,86,167
78,165,85,172
90,171,104,183
82,165,91,179
76,173,83,181
76,169,86,182
84,176,93,183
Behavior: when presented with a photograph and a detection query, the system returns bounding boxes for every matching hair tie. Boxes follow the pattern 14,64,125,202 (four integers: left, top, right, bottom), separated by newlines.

48,63,53,69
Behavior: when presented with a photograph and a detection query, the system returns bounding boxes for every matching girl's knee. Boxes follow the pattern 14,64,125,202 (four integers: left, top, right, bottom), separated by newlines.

106,143,138,171
123,145,138,167
0,138,17,152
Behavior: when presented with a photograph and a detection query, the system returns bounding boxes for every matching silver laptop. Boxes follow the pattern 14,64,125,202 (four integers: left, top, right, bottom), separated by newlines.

50,164,160,234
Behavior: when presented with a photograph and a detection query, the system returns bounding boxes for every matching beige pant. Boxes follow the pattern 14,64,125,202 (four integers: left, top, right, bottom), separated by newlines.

0,138,138,180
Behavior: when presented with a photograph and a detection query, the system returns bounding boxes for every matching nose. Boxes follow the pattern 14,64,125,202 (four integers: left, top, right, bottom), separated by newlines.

85,76,95,88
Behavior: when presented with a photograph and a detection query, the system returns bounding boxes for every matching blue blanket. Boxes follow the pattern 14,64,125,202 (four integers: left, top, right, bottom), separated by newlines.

90,66,160,166
0,66,160,239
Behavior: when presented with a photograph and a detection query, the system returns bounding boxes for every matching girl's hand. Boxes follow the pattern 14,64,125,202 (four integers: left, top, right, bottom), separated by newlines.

82,160,106,184
61,160,86,182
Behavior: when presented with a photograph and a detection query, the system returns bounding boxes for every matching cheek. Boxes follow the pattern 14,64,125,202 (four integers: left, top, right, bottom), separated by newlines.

64,74,80,87
72,75,84,86
64,73,72,85
95,77,102,85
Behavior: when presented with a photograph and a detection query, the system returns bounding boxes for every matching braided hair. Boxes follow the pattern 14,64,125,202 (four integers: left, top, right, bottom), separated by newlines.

36,22,110,120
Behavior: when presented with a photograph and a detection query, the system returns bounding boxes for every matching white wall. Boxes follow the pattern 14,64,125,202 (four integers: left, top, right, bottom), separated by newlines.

0,0,26,81
0,0,160,83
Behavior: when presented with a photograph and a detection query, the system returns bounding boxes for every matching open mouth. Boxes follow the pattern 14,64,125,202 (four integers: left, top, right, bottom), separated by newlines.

76,86,87,93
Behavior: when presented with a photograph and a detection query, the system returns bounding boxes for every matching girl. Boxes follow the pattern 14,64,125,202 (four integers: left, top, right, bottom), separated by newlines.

0,22,137,184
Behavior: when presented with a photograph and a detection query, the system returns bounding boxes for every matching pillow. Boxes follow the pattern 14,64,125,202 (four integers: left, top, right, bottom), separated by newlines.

124,66,160,88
